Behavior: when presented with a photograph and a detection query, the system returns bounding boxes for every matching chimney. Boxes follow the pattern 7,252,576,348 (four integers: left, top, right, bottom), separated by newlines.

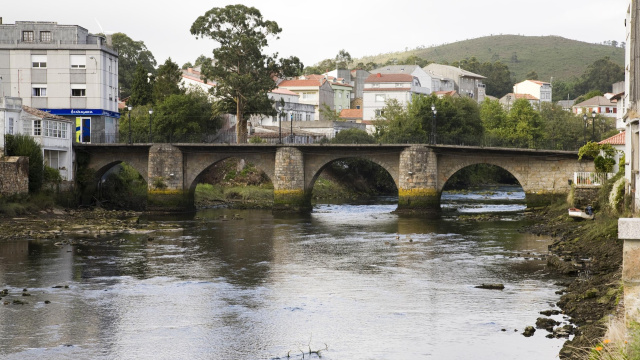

376,73,381,77
0,17,3,25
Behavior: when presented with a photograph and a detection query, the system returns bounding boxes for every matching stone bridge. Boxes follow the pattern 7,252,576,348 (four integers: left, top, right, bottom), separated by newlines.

73,143,594,213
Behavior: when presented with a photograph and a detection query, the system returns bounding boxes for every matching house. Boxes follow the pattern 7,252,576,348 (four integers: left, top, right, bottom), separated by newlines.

363,72,429,120
0,96,73,180
599,131,625,174
499,93,539,109
572,96,618,118
181,67,216,94
277,76,335,120
339,108,363,122
557,100,575,112
250,88,315,128
0,21,120,144
370,65,433,93
513,80,552,103
424,63,486,102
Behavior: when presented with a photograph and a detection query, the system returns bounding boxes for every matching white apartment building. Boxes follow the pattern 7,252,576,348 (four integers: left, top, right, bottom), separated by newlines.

0,20,119,144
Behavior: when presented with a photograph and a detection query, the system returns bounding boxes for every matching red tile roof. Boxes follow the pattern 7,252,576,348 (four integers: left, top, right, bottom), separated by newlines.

363,87,411,92
599,131,625,145
23,106,69,121
340,109,363,119
365,73,413,83
271,88,299,96
278,79,324,87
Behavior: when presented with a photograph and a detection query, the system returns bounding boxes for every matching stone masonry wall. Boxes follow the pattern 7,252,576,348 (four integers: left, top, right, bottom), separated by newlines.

274,147,305,192
0,156,29,196
148,144,184,191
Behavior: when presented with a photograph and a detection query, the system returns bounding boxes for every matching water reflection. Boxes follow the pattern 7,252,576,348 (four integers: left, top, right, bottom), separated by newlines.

0,186,566,359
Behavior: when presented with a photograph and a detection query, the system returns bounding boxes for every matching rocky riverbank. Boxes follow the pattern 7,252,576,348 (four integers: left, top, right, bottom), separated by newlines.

523,206,623,359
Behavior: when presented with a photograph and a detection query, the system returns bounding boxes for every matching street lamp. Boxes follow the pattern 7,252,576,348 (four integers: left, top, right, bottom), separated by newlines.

582,113,587,145
128,105,132,145
148,108,153,143
277,105,283,144
431,104,437,145
290,112,294,144
591,110,596,142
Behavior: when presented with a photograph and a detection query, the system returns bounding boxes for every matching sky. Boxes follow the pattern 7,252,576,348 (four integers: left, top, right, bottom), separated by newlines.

1,0,630,68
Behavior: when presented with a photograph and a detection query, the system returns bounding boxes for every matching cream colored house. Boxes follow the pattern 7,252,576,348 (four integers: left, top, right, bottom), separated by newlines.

513,80,552,103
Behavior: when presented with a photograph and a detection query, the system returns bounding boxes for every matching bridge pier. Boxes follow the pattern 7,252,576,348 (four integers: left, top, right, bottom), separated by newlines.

273,147,312,212
396,146,440,214
147,144,192,212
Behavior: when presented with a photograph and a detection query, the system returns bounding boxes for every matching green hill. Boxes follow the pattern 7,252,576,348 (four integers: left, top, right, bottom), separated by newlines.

356,35,624,83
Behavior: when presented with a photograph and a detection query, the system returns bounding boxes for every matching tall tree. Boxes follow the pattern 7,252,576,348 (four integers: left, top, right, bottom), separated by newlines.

110,33,157,99
153,58,183,104
525,70,539,80
508,99,544,148
573,57,624,95
374,99,427,144
190,4,303,143
129,64,153,107
335,49,352,69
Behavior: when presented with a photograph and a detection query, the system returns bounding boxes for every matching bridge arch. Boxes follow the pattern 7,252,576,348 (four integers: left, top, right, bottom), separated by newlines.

304,154,400,193
438,159,526,194
184,153,276,204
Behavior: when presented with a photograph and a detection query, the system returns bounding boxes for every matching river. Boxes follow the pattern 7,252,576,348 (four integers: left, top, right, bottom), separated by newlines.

0,185,568,359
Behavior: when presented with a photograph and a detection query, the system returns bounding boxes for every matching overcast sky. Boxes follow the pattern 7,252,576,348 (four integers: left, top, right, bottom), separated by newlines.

1,0,630,68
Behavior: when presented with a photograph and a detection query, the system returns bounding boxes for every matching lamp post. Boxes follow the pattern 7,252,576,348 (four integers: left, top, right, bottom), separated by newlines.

290,113,294,144
591,110,596,142
127,105,132,145
277,105,283,144
148,108,153,143
431,104,437,145
582,113,587,145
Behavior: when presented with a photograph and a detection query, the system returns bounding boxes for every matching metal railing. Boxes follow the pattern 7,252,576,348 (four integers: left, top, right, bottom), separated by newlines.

573,172,615,186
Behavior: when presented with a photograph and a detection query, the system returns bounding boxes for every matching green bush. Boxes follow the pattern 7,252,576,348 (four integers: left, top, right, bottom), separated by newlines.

5,134,44,193
43,165,62,184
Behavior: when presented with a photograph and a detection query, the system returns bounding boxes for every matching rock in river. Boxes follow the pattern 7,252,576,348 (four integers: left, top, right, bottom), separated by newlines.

474,283,505,290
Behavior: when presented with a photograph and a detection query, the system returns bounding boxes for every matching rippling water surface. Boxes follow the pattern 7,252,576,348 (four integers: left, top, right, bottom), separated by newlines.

0,186,567,359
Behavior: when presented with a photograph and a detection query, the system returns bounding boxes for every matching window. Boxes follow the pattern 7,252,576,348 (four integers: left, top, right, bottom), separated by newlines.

302,93,316,100
372,83,380,88
33,120,41,135
32,86,47,97
71,84,86,97
22,31,34,42
338,92,342,98
43,120,68,138
71,88,86,97
70,55,86,68
31,55,47,68
375,109,385,117
396,83,404,87
8,118,14,135
40,31,52,42
356,105,361,109
375,94,386,102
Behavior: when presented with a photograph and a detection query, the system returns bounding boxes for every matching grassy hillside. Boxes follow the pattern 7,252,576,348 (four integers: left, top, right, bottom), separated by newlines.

356,35,624,83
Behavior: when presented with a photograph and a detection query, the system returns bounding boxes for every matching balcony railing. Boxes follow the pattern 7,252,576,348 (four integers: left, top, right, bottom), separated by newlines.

573,172,615,187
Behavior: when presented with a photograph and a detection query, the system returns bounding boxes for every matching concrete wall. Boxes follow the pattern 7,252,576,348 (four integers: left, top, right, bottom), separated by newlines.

0,156,28,195
618,218,640,325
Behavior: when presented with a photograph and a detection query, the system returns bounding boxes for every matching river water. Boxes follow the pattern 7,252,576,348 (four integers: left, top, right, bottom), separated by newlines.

0,186,568,359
